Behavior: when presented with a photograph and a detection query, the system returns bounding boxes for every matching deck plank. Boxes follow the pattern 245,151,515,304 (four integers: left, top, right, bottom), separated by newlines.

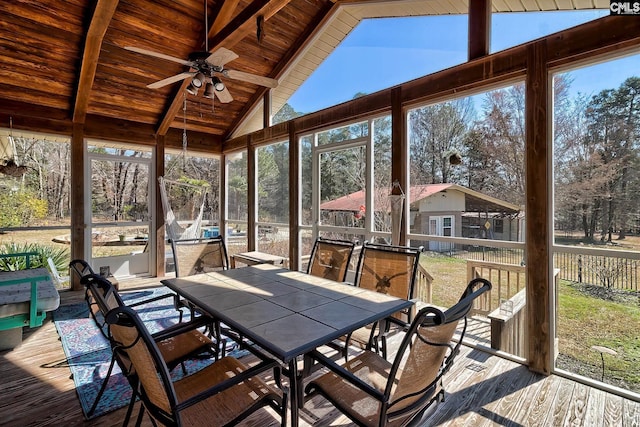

584,387,607,426
562,382,590,426
429,355,514,425
460,363,538,427
604,393,624,427
477,362,543,427
623,398,640,427
545,376,577,426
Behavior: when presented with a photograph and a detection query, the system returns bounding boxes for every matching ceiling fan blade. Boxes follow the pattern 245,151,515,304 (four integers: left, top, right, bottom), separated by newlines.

147,72,194,89
206,47,239,67
225,69,278,88
214,87,234,103
125,46,193,67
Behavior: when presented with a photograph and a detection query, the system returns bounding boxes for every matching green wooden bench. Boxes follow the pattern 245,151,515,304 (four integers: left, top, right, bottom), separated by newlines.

0,252,60,350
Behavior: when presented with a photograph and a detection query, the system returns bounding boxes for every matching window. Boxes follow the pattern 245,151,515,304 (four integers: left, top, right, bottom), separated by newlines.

407,85,526,358
226,151,248,255
298,115,392,267
164,151,220,230
256,141,289,258
491,10,608,54
0,130,72,289
552,53,640,395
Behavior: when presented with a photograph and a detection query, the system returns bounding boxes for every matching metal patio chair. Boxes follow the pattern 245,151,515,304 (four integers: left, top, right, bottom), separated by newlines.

105,304,288,427
307,237,356,282
169,237,229,278
80,274,219,422
168,237,234,351
339,242,424,360
303,277,492,427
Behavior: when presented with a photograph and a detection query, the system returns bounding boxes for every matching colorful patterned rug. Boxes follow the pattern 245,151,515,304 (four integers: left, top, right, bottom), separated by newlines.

53,287,245,419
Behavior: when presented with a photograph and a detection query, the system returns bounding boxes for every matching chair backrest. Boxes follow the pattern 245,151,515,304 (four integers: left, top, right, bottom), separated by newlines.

81,274,140,392
105,305,178,425
169,237,229,277
69,259,95,280
80,274,126,338
354,242,423,300
384,278,492,423
307,237,355,282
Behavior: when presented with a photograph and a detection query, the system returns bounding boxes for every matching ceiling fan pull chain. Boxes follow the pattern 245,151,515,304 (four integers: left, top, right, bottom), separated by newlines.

182,93,188,171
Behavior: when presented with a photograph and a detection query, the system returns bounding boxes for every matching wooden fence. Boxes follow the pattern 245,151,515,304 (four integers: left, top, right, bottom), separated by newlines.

553,251,639,291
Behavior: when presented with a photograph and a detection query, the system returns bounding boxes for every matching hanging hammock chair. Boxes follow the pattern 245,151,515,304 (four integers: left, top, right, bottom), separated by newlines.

158,176,208,240
0,118,28,177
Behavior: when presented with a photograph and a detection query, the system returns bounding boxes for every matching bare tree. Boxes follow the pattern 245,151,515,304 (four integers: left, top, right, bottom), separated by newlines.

409,98,474,185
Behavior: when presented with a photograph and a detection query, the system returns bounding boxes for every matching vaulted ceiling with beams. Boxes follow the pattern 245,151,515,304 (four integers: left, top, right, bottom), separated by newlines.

0,0,609,151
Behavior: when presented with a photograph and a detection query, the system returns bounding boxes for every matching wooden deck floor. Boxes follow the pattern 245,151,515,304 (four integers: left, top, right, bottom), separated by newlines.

1,283,639,427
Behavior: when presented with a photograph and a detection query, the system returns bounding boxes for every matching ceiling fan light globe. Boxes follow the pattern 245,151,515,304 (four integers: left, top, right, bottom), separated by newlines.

212,77,225,92
192,72,206,88
203,82,215,99
186,83,199,96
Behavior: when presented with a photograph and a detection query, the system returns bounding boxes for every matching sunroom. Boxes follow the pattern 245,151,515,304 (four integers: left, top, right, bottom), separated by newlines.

0,0,639,425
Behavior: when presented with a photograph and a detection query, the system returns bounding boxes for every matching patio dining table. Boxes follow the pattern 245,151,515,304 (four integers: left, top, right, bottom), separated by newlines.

161,263,413,426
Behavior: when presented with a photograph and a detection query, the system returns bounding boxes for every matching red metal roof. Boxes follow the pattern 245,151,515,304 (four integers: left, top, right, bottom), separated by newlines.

320,184,455,211
319,183,520,214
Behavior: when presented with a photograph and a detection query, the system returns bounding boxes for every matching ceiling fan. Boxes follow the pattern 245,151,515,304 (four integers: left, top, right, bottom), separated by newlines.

125,45,278,103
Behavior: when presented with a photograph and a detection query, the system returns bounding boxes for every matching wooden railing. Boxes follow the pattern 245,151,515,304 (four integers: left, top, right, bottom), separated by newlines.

413,263,434,303
467,261,560,358
467,260,527,315
488,288,528,358
467,260,527,356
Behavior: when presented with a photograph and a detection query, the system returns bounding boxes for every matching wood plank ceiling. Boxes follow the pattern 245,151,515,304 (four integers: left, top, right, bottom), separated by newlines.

0,0,610,152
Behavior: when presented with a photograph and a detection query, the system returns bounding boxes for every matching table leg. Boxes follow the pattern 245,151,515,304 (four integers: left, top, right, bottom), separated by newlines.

289,359,300,427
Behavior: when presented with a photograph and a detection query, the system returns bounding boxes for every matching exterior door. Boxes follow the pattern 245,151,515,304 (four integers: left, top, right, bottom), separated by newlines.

86,145,154,278
429,215,454,252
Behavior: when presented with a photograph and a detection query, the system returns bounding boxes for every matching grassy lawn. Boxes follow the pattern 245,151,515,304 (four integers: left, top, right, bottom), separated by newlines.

557,280,640,391
421,254,470,308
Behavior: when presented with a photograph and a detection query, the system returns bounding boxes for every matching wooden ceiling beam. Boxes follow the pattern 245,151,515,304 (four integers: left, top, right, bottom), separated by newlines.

224,1,336,139
156,0,291,137
468,0,491,60
73,0,119,124
208,0,241,39
208,0,291,49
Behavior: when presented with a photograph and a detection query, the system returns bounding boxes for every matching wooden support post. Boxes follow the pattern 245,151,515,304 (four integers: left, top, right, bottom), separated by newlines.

525,40,551,375
391,87,407,246
263,91,272,129
288,122,299,271
220,153,228,249
247,141,257,250
70,123,85,291
155,135,165,277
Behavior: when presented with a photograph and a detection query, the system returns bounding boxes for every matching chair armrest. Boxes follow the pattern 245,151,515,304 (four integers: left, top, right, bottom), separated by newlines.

151,315,211,341
175,359,283,411
305,349,385,401
126,291,176,308
0,272,52,328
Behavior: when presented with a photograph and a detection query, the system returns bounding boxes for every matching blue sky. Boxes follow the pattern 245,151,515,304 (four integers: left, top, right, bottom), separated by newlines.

287,10,639,114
